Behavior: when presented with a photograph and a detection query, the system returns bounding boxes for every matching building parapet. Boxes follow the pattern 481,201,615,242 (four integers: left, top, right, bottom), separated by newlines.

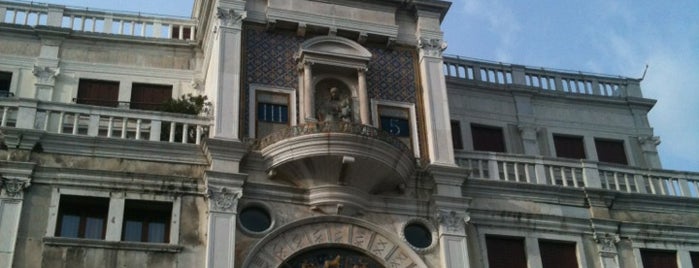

456,150,699,199
443,55,644,98
0,0,196,40
0,97,211,145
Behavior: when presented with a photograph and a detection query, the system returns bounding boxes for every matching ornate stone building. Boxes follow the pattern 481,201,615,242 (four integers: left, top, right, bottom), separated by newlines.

0,0,697,267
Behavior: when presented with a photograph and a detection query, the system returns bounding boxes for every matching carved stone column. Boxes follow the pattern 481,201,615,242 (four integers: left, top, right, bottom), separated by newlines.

638,136,661,169
205,171,245,268
594,233,620,268
209,4,246,140
303,62,314,122
0,175,32,267
357,68,369,124
417,37,455,165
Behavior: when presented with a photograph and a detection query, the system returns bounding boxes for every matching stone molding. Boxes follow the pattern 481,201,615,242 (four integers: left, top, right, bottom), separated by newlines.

594,232,620,257
43,237,184,253
266,7,399,40
418,38,447,58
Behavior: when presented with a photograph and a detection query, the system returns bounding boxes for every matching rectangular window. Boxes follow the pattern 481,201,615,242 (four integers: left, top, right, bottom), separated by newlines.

471,124,506,152
691,252,699,268
255,91,290,137
539,240,579,268
486,235,527,268
130,83,173,111
553,135,586,159
77,79,120,107
258,103,289,123
595,139,628,165
451,120,463,149
641,249,678,268
122,200,172,243
377,105,413,150
0,71,11,97
55,195,109,239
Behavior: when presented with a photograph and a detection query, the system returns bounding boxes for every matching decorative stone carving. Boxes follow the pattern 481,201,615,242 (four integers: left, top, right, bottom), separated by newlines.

435,209,469,234
418,38,447,57
1,177,31,198
32,65,60,85
209,187,241,212
594,232,620,256
638,135,661,151
216,7,246,27
316,87,352,123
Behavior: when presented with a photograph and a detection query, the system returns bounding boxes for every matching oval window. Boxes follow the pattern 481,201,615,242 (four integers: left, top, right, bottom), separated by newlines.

239,206,272,233
404,223,432,249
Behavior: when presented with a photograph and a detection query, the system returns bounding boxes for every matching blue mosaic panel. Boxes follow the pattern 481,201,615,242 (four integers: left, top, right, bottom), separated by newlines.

366,47,418,103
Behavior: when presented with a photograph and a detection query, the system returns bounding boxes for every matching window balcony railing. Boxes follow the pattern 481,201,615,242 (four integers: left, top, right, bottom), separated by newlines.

443,55,644,99
0,98,211,144
0,0,196,40
456,151,699,198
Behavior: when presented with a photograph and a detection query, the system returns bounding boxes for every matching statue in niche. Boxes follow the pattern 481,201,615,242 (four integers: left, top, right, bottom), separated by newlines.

316,87,352,122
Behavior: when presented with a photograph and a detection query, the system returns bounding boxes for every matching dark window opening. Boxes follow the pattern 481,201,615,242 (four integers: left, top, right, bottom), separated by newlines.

0,71,11,97
404,223,432,249
380,116,411,137
641,249,678,268
77,79,120,107
171,26,191,39
471,124,506,152
539,240,579,268
451,120,463,150
257,103,289,123
239,206,272,233
486,235,527,268
130,83,173,111
122,200,172,243
690,251,699,268
554,135,586,159
56,195,109,239
595,139,628,165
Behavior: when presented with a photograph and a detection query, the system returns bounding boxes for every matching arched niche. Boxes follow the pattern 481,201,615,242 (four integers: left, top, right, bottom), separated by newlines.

298,36,372,125
241,216,428,268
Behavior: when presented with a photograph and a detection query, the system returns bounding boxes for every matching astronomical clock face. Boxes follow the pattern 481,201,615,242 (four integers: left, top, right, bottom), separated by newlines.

281,247,384,268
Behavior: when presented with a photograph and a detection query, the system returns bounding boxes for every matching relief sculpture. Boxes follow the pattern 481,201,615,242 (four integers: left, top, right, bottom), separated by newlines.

317,87,352,122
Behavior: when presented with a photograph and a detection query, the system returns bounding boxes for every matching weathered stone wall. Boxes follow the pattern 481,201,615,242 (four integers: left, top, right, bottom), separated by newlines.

0,34,41,58
60,40,196,70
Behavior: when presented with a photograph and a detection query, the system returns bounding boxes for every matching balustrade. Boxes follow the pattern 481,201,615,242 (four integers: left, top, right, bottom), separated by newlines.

456,151,699,198
443,55,642,98
0,98,210,145
1,0,195,40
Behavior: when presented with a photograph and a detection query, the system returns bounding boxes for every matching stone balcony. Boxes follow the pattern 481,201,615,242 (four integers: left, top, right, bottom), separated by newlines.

443,55,644,99
0,0,196,40
0,97,211,145
255,121,415,206
457,150,699,199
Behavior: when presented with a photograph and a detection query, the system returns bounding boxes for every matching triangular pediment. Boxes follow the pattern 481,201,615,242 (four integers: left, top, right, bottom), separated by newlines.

300,36,372,60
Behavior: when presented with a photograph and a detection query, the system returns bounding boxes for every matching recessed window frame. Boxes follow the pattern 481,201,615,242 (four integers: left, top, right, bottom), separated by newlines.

0,70,16,97
400,218,437,252
594,138,628,165
478,228,587,268
121,199,173,243
46,188,181,245
248,84,297,138
553,134,587,159
371,99,419,158
237,201,275,237
451,120,464,150
129,82,173,111
76,78,120,107
471,123,507,153
55,195,109,240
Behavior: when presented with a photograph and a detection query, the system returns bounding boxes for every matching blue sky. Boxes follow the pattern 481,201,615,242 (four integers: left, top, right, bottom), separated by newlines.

38,0,699,172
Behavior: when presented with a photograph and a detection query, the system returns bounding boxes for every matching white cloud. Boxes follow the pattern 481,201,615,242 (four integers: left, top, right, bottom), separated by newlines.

459,0,521,62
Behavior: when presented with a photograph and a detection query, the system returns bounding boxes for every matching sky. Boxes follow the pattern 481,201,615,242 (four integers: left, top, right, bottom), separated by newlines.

35,0,699,172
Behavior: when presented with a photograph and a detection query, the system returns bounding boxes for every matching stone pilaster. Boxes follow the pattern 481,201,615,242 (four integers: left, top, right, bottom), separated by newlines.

417,36,455,165
209,2,246,140
594,232,620,268
429,164,471,268
0,161,34,268
519,125,540,156
638,135,661,169
205,170,246,268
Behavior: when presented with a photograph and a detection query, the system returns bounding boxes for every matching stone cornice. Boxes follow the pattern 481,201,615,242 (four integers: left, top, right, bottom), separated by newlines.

464,178,588,207
32,166,203,195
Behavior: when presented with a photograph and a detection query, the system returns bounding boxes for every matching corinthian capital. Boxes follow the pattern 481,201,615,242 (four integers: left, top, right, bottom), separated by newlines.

216,7,246,27
419,38,447,57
